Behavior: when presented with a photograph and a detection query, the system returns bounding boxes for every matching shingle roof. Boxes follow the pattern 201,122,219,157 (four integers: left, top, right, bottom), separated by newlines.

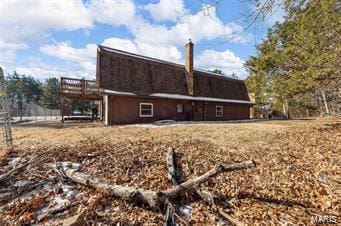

97,45,250,102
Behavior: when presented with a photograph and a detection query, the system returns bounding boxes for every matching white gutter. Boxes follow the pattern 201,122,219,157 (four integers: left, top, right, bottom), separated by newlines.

102,89,254,104
151,93,254,104
103,89,136,96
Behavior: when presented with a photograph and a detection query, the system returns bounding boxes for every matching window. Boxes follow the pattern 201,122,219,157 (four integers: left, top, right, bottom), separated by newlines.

216,105,223,117
176,104,183,113
140,103,153,117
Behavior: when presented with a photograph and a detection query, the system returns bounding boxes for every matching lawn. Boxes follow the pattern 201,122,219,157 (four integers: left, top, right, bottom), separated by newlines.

0,118,340,225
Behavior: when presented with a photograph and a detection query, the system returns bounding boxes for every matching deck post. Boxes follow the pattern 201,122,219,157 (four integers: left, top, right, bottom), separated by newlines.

61,96,64,123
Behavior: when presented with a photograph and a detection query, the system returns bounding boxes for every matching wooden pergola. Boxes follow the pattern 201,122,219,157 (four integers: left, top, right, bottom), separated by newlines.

60,77,103,123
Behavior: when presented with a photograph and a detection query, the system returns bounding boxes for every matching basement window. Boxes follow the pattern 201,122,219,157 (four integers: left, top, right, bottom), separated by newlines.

176,104,183,113
216,105,223,117
140,103,153,117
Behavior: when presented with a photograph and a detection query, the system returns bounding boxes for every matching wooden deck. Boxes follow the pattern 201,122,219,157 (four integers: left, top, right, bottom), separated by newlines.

60,77,103,123
60,77,102,100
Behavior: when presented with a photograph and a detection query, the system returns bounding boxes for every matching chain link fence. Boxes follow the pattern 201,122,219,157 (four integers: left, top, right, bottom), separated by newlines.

7,102,61,122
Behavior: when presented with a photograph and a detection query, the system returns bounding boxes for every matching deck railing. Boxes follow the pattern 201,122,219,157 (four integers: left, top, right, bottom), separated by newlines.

60,77,101,98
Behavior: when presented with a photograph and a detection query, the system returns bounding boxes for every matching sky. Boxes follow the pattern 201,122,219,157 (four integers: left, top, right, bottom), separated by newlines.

0,0,284,80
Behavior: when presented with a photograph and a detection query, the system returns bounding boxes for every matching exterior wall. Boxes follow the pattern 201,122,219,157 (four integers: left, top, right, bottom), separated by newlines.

107,95,250,125
203,102,251,121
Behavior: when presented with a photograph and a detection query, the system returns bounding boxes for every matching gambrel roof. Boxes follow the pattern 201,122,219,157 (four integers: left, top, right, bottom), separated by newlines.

96,45,251,103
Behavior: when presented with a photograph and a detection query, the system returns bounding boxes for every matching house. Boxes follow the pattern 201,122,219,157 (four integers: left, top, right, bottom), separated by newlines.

96,40,253,125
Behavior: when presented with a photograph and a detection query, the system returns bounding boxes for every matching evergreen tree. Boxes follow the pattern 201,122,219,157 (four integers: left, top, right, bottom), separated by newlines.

5,72,42,120
40,78,60,109
245,0,340,117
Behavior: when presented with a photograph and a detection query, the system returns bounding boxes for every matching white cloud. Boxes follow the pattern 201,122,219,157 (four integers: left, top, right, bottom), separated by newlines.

144,0,187,22
0,50,16,65
102,38,138,53
132,6,245,46
40,42,97,62
195,49,246,78
0,0,93,71
0,0,92,31
137,43,182,62
88,0,136,27
0,38,28,50
102,37,182,62
39,42,97,77
14,57,87,80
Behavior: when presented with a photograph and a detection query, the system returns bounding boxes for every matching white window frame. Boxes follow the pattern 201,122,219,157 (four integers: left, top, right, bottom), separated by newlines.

140,103,153,117
216,105,223,117
176,104,183,113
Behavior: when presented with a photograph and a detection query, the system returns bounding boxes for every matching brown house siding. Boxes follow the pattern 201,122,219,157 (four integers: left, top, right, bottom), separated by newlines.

106,95,250,125
203,103,250,121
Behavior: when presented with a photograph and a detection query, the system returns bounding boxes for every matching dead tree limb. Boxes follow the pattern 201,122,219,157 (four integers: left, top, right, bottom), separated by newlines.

195,185,246,226
163,161,256,198
164,201,176,226
56,166,162,208
217,209,246,226
164,147,182,226
166,147,178,185
0,148,56,183
57,160,256,209
194,186,217,204
190,161,255,226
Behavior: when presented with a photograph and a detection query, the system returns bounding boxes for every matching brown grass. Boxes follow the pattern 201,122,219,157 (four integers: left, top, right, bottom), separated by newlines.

0,117,340,225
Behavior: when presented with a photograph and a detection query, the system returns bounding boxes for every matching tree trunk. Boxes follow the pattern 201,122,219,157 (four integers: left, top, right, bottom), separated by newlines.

18,94,23,121
35,102,38,121
321,89,330,115
306,108,310,117
285,98,290,119
283,102,286,118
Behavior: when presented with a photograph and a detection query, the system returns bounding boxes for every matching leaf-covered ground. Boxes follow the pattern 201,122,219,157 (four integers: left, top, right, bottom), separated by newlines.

0,118,340,225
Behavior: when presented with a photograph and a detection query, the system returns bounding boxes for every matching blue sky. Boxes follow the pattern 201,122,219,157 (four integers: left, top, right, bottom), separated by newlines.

0,0,284,80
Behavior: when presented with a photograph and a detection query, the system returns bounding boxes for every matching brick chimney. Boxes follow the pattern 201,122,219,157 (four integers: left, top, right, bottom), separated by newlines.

185,39,194,96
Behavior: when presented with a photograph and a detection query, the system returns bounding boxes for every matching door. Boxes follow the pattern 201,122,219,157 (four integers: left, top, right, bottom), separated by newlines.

194,102,204,121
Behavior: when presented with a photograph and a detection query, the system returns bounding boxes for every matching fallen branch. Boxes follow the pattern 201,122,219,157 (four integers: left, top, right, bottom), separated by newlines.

217,208,246,226
166,147,178,185
195,185,246,226
189,161,254,226
56,165,161,208
164,201,176,226
163,161,256,198
0,161,33,183
194,186,217,204
0,147,56,183
164,147,184,226
57,160,256,209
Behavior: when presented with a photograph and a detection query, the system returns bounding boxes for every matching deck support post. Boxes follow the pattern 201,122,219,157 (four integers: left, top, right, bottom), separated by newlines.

61,96,65,123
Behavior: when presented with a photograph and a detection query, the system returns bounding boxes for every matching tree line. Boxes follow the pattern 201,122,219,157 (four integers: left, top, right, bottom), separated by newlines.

0,71,95,121
0,71,60,119
245,0,340,118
